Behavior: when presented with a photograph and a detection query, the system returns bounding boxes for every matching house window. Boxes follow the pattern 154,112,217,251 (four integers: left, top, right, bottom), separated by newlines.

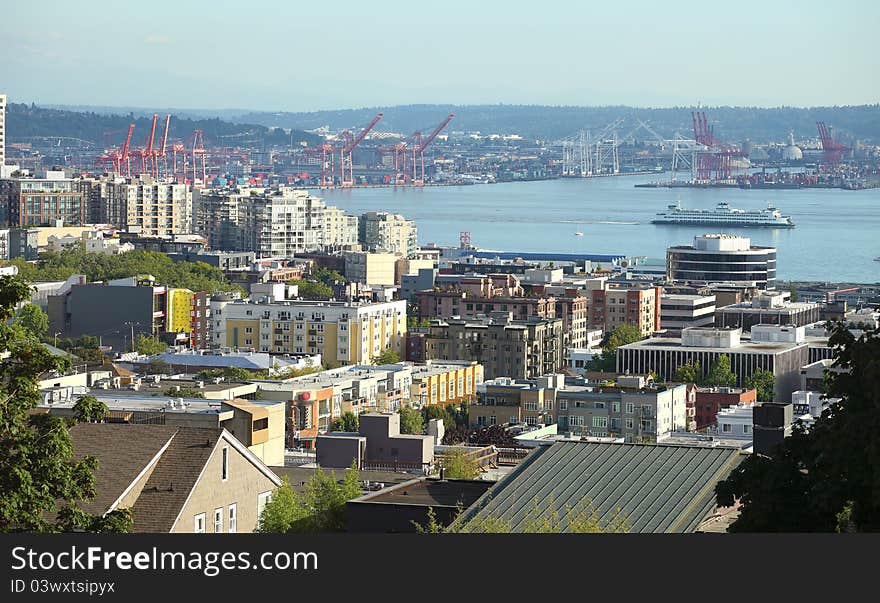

477,416,486,426
489,416,496,425
221,446,229,481
213,508,223,533
592,416,608,428
612,402,620,413
194,513,206,533
559,400,568,411
722,423,732,433
625,418,634,429
228,504,237,533
258,491,273,517
625,402,635,414
743,424,751,434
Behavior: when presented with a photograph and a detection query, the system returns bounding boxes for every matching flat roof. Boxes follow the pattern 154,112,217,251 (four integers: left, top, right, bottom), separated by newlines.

353,477,495,507
44,392,282,415
620,336,806,354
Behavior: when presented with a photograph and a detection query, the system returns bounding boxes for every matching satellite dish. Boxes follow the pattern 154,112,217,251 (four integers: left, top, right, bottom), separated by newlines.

621,260,629,268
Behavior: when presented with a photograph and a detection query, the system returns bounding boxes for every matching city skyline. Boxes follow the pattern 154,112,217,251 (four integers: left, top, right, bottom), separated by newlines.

3,0,878,112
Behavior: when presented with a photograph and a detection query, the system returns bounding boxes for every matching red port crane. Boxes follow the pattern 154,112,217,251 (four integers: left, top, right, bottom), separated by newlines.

154,114,171,178
690,111,744,181
338,113,383,187
130,114,159,176
816,121,848,169
95,123,135,176
411,114,454,185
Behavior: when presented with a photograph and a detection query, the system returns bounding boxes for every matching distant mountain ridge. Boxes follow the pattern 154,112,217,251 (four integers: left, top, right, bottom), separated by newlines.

230,103,880,143
8,102,880,145
5,103,321,149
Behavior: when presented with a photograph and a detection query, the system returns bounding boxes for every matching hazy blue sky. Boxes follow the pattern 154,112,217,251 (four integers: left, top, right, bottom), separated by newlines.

3,0,877,111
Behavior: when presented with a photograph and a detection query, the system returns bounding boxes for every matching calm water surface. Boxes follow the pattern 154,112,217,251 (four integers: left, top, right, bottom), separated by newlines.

315,175,880,283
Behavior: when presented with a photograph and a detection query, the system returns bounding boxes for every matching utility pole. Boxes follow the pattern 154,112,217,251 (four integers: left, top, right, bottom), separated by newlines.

124,321,139,353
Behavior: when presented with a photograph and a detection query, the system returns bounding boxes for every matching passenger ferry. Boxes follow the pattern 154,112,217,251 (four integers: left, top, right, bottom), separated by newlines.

651,201,795,228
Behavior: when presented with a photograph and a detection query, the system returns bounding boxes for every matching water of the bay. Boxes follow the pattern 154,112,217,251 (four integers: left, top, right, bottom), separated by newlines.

314,174,880,283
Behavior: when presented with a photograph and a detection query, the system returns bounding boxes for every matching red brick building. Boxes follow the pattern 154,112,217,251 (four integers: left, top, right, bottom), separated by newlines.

694,386,757,430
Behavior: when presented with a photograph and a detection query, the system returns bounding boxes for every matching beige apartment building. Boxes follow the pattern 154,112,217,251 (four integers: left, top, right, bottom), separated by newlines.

211,296,407,365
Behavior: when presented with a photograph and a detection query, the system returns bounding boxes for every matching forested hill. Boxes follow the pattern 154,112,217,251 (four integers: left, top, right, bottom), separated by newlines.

232,104,880,143
5,103,322,149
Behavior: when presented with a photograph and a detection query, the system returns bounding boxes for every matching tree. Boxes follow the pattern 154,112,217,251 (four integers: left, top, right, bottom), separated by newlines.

439,498,631,533
704,355,737,388
715,323,880,532
134,334,167,355
439,447,480,479
372,349,401,365
745,369,776,402
0,274,130,533
331,411,359,432
399,405,425,434
423,404,455,431
589,324,642,372
257,461,361,533
288,279,333,300
220,366,255,382
72,396,108,423
789,286,799,302
673,361,702,384
13,303,49,339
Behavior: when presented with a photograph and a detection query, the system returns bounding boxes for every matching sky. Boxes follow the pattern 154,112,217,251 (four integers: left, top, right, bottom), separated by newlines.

2,0,878,112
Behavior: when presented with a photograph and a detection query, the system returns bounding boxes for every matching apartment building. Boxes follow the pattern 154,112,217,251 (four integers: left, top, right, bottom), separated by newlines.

0,93,5,168
471,373,687,443
359,211,418,257
589,283,661,337
195,187,358,256
210,296,407,365
343,251,398,285
104,175,192,236
694,386,757,430
1,176,86,226
408,312,564,380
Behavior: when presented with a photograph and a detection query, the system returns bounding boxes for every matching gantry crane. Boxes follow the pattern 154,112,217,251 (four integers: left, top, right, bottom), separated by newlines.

339,113,383,187
411,114,454,185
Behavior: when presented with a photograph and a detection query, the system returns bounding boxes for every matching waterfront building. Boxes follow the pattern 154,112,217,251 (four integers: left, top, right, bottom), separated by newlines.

667,234,777,290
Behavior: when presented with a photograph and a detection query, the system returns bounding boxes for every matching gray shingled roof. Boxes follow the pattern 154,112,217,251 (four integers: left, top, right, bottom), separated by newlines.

69,424,179,516
456,441,744,533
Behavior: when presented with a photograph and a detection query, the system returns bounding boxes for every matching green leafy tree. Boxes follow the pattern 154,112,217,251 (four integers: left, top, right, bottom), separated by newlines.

0,275,130,533
399,405,425,434
257,461,361,533
439,447,480,479
163,387,205,398
704,355,737,388
789,287,800,302
331,411,359,432
72,396,109,423
220,366,255,381
288,279,334,300
589,324,643,372
716,323,880,532
423,404,455,431
372,349,401,365
134,334,167,355
14,303,49,339
745,369,776,402
673,361,702,384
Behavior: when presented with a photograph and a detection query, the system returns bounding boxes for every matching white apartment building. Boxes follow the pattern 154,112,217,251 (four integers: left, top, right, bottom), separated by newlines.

324,205,359,251
714,402,754,440
660,293,716,334
210,296,407,365
360,211,418,257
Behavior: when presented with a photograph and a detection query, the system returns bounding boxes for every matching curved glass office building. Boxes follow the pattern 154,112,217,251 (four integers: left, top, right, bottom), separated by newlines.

667,234,777,289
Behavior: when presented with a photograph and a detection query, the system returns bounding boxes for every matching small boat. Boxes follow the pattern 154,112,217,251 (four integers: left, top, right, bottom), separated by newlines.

575,231,584,237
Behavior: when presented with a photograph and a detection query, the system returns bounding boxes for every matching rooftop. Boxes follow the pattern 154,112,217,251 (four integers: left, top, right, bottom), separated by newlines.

454,441,744,533
352,477,495,508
